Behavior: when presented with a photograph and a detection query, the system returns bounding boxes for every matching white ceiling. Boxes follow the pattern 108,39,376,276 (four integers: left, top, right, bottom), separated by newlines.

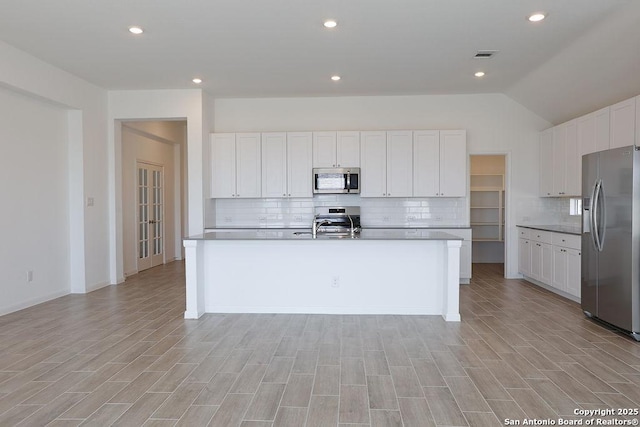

0,0,638,124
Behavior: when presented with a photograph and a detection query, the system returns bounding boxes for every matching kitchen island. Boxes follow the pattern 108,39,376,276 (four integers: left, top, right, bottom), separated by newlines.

183,229,462,321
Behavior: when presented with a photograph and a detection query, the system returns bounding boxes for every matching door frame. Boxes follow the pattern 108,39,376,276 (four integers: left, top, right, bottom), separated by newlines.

468,151,511,278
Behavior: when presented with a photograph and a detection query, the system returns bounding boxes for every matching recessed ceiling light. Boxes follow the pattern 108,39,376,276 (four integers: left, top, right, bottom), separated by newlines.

128,26,144,35
331,75,341,81
324,20,337,28
192,78,202,84
474,71,485,77
528,13,546,22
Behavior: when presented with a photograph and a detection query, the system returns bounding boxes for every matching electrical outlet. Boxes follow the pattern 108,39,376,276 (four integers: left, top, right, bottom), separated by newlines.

86,197,95,207
383,216,390,222
258,216,267,222
27,270,33,282
224,216,232,223
522,216,531,222
331,276,339,288
407,215,416,221
435,216,443,221
294,216,302,222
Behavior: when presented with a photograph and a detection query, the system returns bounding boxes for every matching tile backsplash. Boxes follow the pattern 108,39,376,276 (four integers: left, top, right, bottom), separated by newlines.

206,195,468,228
516,197,581,227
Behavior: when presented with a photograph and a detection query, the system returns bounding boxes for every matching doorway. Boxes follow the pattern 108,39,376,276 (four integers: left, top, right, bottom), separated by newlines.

120,120,187,278
137,162,165,271
470,154,507,270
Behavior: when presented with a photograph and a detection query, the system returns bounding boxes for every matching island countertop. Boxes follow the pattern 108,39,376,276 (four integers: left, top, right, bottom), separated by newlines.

186,228,463,241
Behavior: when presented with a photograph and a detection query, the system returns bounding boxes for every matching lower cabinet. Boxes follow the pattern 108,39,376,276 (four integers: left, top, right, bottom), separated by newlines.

517,227,581,300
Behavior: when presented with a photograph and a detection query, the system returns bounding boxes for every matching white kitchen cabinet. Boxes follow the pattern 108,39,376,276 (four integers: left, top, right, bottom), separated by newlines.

413,130,466,198
539,128,554,197
261,132,312,198
287,132,313,197
546,120,579,197
551,120,580,197
518,227,581,300
578,107,610,156
518,237,531,277
360,131,387,197
610,97,636,149
361,130,413,198
386,131,413,197
210,133,261,198
312,131,360,168
528,230,553,285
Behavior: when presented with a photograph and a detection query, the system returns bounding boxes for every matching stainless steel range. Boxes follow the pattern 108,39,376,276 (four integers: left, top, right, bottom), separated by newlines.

312,206,361,238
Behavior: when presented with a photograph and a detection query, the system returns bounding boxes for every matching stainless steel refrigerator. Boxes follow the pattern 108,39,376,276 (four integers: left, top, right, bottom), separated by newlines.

582,145,640,340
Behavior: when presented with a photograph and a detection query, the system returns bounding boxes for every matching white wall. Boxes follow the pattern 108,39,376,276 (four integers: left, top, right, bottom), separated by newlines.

0,41,109,310
121,124,181,276
108,89,207,284
212,93,551,278
0,87,71,314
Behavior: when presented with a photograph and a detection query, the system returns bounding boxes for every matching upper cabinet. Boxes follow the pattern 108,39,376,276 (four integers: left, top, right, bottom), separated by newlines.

578,107,610,156
360,131,414,198
261,132,312,198
539,128,553,197
414,130,466,197
312,131,360,168
610,97,636,149
210,133,261,198
540,119,582,197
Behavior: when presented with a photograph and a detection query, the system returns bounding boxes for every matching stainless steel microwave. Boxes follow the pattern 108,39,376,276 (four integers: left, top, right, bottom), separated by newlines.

313,168,360,194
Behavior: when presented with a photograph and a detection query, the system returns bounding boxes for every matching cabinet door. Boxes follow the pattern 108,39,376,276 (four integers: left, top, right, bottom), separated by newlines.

541,243,553,285
386,131,413,197
235,133,262,198
439,130,467,197
519,238,531,276
530,242,542,280
210,133,237,198
312,131,337,167
566,248,581,298
552,246,568,291
578,113,596,156
336,131,360,167
552,124,567,196
539,128,554,197
595,106,611,152
610,97,636,149
360,131,387,197
565,119,580,196
287,132,313,197
413,130,440,197
261,132,287,198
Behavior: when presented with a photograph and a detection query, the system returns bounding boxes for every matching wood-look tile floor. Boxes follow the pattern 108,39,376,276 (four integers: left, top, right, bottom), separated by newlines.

1,262,640,426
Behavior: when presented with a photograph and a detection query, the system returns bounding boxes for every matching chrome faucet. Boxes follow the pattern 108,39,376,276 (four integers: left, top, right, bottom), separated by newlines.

312,218,331,238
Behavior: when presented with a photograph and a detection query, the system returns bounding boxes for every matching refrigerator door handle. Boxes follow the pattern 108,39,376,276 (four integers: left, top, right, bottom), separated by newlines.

598,180,606,251
592,179,604,252
590,180,599,251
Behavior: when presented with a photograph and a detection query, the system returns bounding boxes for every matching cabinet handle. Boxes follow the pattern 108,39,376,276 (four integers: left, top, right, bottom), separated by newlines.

288,194,291,197
283,193,286,196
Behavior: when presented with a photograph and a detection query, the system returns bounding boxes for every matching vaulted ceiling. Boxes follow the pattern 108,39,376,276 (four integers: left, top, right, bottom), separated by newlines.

1,0,638,124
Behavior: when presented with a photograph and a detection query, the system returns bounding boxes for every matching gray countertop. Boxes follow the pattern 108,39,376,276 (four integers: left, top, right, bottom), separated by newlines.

516,224,581,235
187,228,463,241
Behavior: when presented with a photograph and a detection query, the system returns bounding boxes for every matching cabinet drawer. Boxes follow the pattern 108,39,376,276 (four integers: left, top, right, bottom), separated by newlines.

518,228,531,239
553,233,581,249
530,230,552,244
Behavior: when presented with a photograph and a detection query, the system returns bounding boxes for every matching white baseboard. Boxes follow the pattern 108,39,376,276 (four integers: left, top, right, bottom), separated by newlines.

85,281,111,293
0,289,69,317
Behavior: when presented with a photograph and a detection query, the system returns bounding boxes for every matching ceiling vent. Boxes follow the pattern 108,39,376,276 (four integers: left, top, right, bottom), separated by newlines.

474,50,498,59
